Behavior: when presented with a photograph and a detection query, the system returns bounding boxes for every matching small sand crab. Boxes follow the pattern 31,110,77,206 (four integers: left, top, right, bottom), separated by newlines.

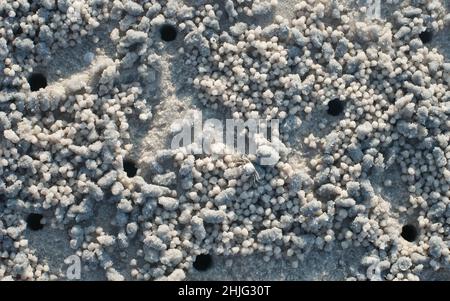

232,155,260,184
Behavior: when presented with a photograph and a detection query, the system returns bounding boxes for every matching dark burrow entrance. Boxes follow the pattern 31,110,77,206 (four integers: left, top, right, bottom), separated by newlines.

123,159,138,177
193,254,213,271
327,98,345,116
28,73,47,92
419,29,433,44
27,213,44,231
401,224,418,242
160,24,178,42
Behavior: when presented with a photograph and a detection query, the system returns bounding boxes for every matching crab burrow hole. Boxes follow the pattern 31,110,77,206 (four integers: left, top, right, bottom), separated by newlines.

26,213,44,231
193,254,213,271
401,224,418,242
327,98,345,116
160,24,178,42
123,159,138,178
419,29,433,44
28,72,47,92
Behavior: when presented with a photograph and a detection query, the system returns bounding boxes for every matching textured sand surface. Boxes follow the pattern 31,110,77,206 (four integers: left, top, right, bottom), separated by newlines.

1,0,449,281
